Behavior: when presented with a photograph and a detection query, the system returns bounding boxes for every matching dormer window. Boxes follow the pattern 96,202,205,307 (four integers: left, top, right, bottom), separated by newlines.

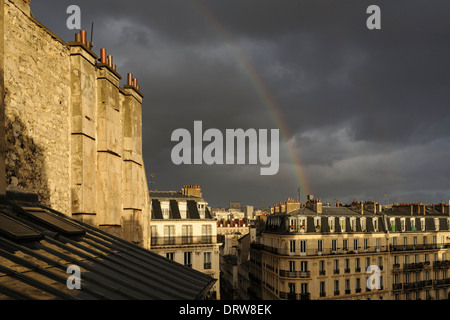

314,217,321,232
161,201,170,219
329,217,335,233
340,217,346,232
411,219,416,231
373,218,379,232
421,218,426,231
435,218,440,231
350,217,357,232
401,218,406,232
361,218,367,232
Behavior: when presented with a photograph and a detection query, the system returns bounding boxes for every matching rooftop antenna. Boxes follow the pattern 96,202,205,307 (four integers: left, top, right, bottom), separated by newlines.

90,22,95,48
150,173,155,190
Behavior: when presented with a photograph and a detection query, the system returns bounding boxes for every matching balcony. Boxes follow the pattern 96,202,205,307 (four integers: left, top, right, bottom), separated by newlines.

345,289,351,295
403,262,426,271
319,270,326,276
392,283,403,291
334,290,340,296
355,288,362,293
333,269,340,275
279,292,311,300
433,278,450,288
390,244,439,252
403,280,433,291
344,268,351,274
279,270,311,278
433,260,450,269
151,235,215,247
257,245,388,257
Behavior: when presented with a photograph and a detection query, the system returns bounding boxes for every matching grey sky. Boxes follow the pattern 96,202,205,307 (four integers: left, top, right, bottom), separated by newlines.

30,0,450,208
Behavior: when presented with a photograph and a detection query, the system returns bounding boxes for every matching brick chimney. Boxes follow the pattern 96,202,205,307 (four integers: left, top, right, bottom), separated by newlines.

181,185,202,198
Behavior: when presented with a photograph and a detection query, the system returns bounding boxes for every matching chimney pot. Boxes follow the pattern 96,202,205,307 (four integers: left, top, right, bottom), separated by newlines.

100,49,107,64
80,30,87,46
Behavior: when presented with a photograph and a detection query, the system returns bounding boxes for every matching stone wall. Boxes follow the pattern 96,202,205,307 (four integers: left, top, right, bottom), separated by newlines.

4,0,71,212
3,0,151,248
0,0,5,196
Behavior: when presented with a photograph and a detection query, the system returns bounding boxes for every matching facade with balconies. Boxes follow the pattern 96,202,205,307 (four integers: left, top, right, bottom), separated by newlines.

249,197,450,300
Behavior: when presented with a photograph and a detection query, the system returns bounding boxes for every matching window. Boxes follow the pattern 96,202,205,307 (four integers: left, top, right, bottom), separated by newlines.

373,218,379,231
364,238,369,251
353,238,359,251
356,258,361,272
401,219,406,231
433,236,437,249
182,225,193,244
411,219,416,231
164,225,175,245
413,236,417,249
184,251,192,267
378,256,383,269
343,239,348,251
414,254,419,264
314,217,321,230
151,226,158,246
204,252,211,269
300,240,307,254
334,280,340,295
334,259,340,274
345,279,351,294
162,207,169,219
365,257,371,270
390,218,396,231
289,261,296,272
340,218,346,232
405,255,410,264
166,252,174,261
300,261,308,272
290,240,296,253
301,283,308,294
318,239,323,253
350,218,356,232
332,239,337,252
288,282,295,294
320,281,326,296
361,218,367,231
403,236,407,249
329,218,335,233
202,225,212,243
356,278,361,291
376,238,381,251
319,260,326,275
423,236,428,248
345,259,350,273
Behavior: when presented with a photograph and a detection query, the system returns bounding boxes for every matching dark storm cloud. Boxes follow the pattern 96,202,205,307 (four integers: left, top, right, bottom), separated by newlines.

30,1,450,207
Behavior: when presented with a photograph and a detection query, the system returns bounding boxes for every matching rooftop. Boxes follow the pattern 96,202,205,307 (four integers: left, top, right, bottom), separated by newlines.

0,191,215,300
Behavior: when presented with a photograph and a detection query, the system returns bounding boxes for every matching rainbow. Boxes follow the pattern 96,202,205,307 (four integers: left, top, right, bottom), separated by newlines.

190,1,311,200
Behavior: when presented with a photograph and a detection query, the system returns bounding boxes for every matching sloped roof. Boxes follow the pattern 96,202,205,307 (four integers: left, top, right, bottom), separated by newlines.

0,191,215,300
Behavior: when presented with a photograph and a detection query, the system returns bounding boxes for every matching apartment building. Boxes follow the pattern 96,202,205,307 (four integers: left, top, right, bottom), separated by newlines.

249,197,450,300
149,185,221,299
